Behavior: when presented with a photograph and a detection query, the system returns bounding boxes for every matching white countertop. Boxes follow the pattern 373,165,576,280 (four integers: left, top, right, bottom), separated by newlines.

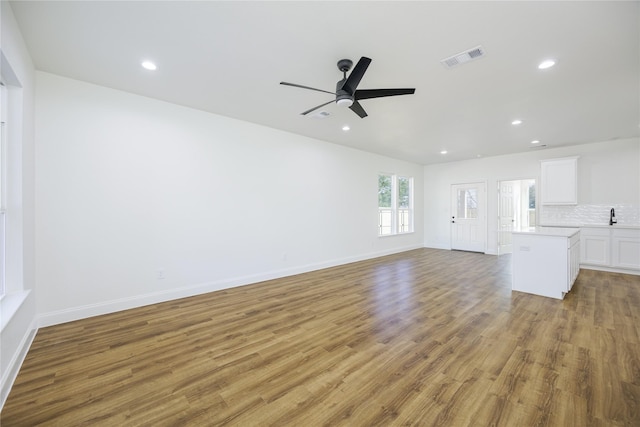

512,227,580,237
540,223,640,230
578,224,640,229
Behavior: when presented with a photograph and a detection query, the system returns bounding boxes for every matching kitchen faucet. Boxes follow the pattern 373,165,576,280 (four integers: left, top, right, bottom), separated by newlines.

609,208,617,225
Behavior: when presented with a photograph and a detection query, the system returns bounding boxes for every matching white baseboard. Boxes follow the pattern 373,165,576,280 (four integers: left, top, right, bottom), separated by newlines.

1,318,38,410
38,244,424,328
423,243,498,256
423,242,451,250
580,264,640,276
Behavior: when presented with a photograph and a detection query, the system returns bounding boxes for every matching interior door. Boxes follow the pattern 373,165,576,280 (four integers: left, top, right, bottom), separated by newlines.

451,183,486,252
497,179,536,255
498,181,516,254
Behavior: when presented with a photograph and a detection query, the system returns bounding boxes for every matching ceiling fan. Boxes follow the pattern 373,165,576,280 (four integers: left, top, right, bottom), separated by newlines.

280,57,415,118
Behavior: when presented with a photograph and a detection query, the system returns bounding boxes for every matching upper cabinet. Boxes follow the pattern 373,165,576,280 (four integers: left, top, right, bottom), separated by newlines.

540,157,578,205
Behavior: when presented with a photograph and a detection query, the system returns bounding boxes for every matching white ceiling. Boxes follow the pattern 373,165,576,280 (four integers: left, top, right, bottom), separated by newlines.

8,1,640,165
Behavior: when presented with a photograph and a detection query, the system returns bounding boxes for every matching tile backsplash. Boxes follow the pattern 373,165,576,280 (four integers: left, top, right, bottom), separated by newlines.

540,204,640,226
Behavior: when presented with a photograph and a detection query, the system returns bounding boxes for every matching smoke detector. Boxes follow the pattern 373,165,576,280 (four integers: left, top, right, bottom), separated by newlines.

441,45,486,69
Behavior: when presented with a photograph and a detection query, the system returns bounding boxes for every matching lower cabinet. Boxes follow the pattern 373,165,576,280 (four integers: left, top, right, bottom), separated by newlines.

569,236,581,285
581,227,640,272
612,228,640,270
580,228,610,266
512,230,580,300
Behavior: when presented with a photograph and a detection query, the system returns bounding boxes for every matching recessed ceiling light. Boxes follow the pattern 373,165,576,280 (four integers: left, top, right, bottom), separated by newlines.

141,60,157,71
342,125,350,131
511,119,522,125
440,150,448,155
531,140,540,144
538,60,555,70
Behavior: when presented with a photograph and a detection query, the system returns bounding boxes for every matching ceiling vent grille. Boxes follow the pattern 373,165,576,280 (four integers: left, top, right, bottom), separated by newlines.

311,110,330,119
440,45,486,69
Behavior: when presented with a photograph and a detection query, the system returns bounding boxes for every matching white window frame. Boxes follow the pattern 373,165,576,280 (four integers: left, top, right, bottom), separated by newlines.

0,81,6,298
378,173,414,236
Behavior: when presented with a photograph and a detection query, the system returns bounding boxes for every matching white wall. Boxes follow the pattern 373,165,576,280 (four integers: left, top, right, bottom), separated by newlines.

0,1,37,408
424,138,640,254
35,72,424,326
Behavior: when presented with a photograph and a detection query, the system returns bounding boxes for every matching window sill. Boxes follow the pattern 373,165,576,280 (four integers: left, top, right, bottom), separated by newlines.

1,290,31,333
378,231,415,238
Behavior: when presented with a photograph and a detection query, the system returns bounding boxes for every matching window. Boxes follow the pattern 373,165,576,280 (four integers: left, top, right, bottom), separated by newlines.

456,188,478,219
397,176,411,233
378,174,413,236
528,181,536,227
0,82,6,298
378,174,393,236
528,182,536,209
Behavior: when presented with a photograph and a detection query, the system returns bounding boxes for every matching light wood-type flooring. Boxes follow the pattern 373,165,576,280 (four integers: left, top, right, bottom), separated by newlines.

2,248,640,426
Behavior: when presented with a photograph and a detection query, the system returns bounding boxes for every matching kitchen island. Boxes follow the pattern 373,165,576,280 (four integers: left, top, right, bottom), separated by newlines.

512,227,581,299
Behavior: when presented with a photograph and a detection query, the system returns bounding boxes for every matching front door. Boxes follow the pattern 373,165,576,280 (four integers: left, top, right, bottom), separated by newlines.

451,183,486,252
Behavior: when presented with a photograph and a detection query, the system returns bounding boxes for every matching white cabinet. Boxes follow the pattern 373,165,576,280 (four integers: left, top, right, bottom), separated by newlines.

540,157,578,205
512,228,580,300
611,228,640,270
569,235,581,286
580,227,610,266
581,227,640,272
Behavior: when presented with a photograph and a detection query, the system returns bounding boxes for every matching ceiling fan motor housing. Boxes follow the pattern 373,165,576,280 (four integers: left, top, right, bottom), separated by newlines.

336,78,354,106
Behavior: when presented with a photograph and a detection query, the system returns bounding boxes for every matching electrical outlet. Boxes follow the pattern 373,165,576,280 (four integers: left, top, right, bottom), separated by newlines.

157,269,165,280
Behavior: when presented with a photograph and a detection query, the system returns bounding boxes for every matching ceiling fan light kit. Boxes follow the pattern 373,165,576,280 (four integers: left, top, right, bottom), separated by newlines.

280,56,415,118
336,98,353,107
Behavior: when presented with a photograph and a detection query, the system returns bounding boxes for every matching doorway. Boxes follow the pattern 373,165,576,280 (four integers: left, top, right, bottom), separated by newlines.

451,182,486,253
497,179,536,254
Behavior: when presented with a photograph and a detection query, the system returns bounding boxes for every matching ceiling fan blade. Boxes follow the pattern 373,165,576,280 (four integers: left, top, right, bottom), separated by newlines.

349,100,368,118
354,88,416,100
280,82,336,96
301,99,335,115
342,57,372,94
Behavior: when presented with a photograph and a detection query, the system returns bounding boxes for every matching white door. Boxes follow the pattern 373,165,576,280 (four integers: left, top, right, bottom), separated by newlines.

451,183,486,252
498,181,516,254
497,179,536,255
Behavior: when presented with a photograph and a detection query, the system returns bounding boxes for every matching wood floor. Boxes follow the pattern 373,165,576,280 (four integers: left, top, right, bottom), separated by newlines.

2,248,640,426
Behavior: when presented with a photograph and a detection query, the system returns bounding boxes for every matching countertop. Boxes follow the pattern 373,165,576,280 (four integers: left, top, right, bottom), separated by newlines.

578,224,640,230
512,227,580,237
540,223,640,230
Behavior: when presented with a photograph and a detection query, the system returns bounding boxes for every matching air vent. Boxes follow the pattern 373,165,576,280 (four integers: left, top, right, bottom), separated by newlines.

440,45,486,69
311,111,330,119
